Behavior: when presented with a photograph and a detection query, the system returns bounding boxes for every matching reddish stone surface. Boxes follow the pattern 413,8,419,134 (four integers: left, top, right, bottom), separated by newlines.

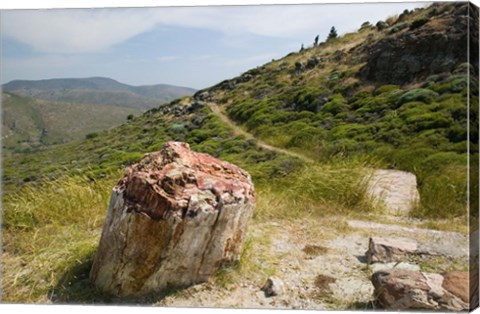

442,271,469,303
372,268,469,311
119,141,255,221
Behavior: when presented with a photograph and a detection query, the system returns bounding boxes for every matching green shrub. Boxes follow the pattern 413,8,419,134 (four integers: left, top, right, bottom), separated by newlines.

320,94,348,115
418,152,467,175
398,89,438,105
85,132,98,139
413,164,467,219
286,125,324,149
409,18,429,30
405,112,453,131
374,84,401,95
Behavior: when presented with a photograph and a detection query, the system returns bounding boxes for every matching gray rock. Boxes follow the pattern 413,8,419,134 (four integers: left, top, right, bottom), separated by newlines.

366,237,418,264
370,262,420,273
366,169,420,215
262,277,285,297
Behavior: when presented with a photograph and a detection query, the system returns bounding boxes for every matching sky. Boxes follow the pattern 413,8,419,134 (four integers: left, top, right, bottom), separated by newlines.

0,1,431,90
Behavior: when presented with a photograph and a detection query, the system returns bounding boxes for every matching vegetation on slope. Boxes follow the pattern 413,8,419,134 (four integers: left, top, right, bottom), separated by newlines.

196,2,478,219
2,92,142,154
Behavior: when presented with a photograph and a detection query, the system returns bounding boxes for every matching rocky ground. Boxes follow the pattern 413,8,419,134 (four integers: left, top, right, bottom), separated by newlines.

156,214,468,310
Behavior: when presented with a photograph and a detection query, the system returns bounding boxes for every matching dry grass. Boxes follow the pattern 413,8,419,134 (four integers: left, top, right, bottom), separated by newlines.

2,174,120,303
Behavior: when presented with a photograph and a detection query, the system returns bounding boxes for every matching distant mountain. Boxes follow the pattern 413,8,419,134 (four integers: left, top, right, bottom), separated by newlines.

2,77,196,110
1,77,196,153
1,92,143,153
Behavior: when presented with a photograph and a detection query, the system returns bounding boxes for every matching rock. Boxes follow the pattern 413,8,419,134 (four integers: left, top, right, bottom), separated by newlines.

186,101,205,113
262,277,285,297
367,169,420,215
370,262,420,273
365,237,418,264
90,142,256,297
360,7,469,84
442,271,469,303
372,269,469,311
194,90,211,101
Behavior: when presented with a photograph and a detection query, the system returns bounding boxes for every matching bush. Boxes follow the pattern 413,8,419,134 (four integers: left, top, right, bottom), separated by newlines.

170,123,185,133
405,112,453,131
374,84,401,96
418,152,467,175
409,18,429,30
413,164,468,219
429,75,468,94
320,94,348,115
85,132,98,139
398,89,438,105
389,22,408,34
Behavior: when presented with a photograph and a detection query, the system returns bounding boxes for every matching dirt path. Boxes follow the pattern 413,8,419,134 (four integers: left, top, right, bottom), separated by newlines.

207,102,313,163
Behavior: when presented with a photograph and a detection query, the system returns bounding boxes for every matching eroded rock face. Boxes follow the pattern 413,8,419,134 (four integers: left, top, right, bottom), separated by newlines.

372,269,469,311
90,142,255,297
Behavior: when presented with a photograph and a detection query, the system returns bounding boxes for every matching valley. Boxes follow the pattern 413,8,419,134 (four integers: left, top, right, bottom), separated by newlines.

2,77,195,154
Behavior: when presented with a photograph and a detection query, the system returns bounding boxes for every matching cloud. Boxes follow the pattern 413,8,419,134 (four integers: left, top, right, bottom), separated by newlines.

2,8,159,53
157,55,181,62
2,3,429,53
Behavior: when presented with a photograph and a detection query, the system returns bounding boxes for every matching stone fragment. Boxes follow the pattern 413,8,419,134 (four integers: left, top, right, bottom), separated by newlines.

90,142,256,297
262,277,285,297
372,269,469,311
366,237,418,264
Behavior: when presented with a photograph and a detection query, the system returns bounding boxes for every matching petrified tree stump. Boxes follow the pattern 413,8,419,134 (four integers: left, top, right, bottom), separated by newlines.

90,142,255,297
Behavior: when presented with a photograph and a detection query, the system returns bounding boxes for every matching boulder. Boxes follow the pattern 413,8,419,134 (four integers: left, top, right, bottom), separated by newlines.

366,237,418,264
372,269,469,311
90,142,256,297
366,169,420,215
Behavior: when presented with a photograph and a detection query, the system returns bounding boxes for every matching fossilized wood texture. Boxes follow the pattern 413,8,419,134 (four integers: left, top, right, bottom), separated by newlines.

90,142,255,297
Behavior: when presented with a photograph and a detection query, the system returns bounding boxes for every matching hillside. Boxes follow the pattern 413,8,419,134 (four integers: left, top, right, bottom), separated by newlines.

2,77,196,110
2,2,478,308
1,77,196,153
2,92,143,153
